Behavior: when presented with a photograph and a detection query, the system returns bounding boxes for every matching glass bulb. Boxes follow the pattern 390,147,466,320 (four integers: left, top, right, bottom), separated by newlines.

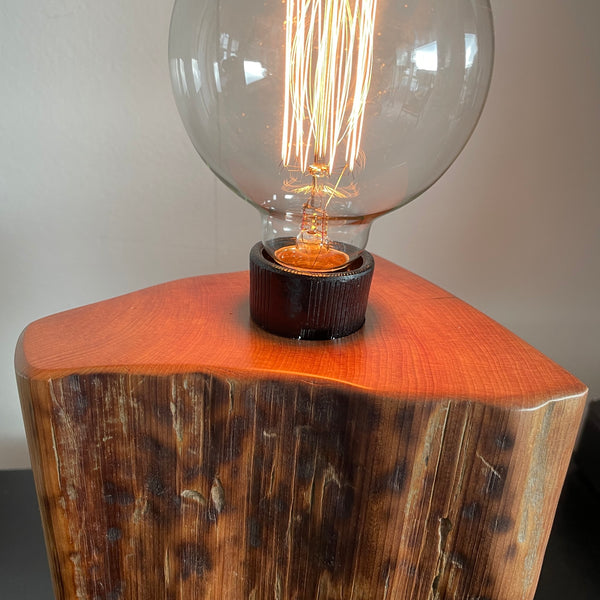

169,0,494,272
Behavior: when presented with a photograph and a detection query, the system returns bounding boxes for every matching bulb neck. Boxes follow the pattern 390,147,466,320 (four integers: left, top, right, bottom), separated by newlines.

261,212,373,271
249,242,374,340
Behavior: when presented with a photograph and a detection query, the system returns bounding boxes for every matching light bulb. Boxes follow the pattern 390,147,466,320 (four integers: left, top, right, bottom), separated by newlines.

169,0,494,273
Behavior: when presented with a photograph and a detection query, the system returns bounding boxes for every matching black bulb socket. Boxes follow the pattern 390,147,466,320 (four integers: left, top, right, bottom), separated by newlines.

249,241,374,340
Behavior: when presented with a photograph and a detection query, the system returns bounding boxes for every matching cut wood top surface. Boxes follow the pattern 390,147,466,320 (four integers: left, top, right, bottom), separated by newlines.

16,257,587,409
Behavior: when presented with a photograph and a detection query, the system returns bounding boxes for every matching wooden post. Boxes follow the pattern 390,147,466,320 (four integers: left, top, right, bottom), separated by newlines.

16,257,587,600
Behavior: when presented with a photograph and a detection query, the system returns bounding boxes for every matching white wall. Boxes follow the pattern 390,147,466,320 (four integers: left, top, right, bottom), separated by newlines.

1,0,598,468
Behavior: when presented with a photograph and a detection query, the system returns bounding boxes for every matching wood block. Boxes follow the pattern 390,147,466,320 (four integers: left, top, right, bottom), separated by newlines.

16,257,587,600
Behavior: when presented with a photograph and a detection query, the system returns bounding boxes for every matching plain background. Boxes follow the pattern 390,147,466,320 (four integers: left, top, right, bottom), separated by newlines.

1,0,599,468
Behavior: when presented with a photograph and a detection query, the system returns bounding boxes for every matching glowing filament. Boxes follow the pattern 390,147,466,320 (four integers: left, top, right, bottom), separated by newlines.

276,0,377,271
281,0,378,174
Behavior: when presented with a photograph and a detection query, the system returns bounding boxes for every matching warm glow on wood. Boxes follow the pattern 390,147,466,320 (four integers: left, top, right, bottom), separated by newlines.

16,258,587,600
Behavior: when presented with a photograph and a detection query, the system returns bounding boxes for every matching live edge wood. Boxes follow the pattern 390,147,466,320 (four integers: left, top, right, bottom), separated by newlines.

16,257,587,600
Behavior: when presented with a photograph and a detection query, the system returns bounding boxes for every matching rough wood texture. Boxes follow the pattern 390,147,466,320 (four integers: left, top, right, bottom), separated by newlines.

16,257,587,600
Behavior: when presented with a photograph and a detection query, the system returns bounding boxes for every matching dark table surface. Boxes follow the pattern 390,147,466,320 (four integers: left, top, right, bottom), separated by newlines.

2,403,599,599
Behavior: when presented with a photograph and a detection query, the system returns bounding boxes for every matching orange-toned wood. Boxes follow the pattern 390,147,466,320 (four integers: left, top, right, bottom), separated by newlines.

16,257,587,600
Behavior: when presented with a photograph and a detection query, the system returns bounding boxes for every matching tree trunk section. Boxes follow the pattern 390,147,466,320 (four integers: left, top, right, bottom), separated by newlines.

16,258,587,600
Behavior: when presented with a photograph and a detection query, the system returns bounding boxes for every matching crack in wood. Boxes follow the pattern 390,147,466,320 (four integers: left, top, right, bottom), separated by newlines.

211,477,225,514
181,489,207,505
432,516,454,598
477,452,502,480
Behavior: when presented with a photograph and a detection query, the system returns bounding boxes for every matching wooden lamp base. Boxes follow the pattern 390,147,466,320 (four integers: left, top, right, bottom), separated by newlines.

16,257,587,600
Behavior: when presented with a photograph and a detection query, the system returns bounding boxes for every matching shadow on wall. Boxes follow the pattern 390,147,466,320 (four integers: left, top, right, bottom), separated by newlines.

0,439,30,470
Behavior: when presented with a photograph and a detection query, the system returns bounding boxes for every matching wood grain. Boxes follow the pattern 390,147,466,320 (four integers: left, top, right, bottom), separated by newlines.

16,257,587,599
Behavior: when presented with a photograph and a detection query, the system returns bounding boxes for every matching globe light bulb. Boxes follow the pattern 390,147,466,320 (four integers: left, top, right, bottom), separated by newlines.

169,0,494,337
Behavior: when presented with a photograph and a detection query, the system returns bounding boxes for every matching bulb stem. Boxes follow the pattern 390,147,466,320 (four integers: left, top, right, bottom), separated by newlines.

298,167,330,249
274,162,351,272
297,204,328,250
